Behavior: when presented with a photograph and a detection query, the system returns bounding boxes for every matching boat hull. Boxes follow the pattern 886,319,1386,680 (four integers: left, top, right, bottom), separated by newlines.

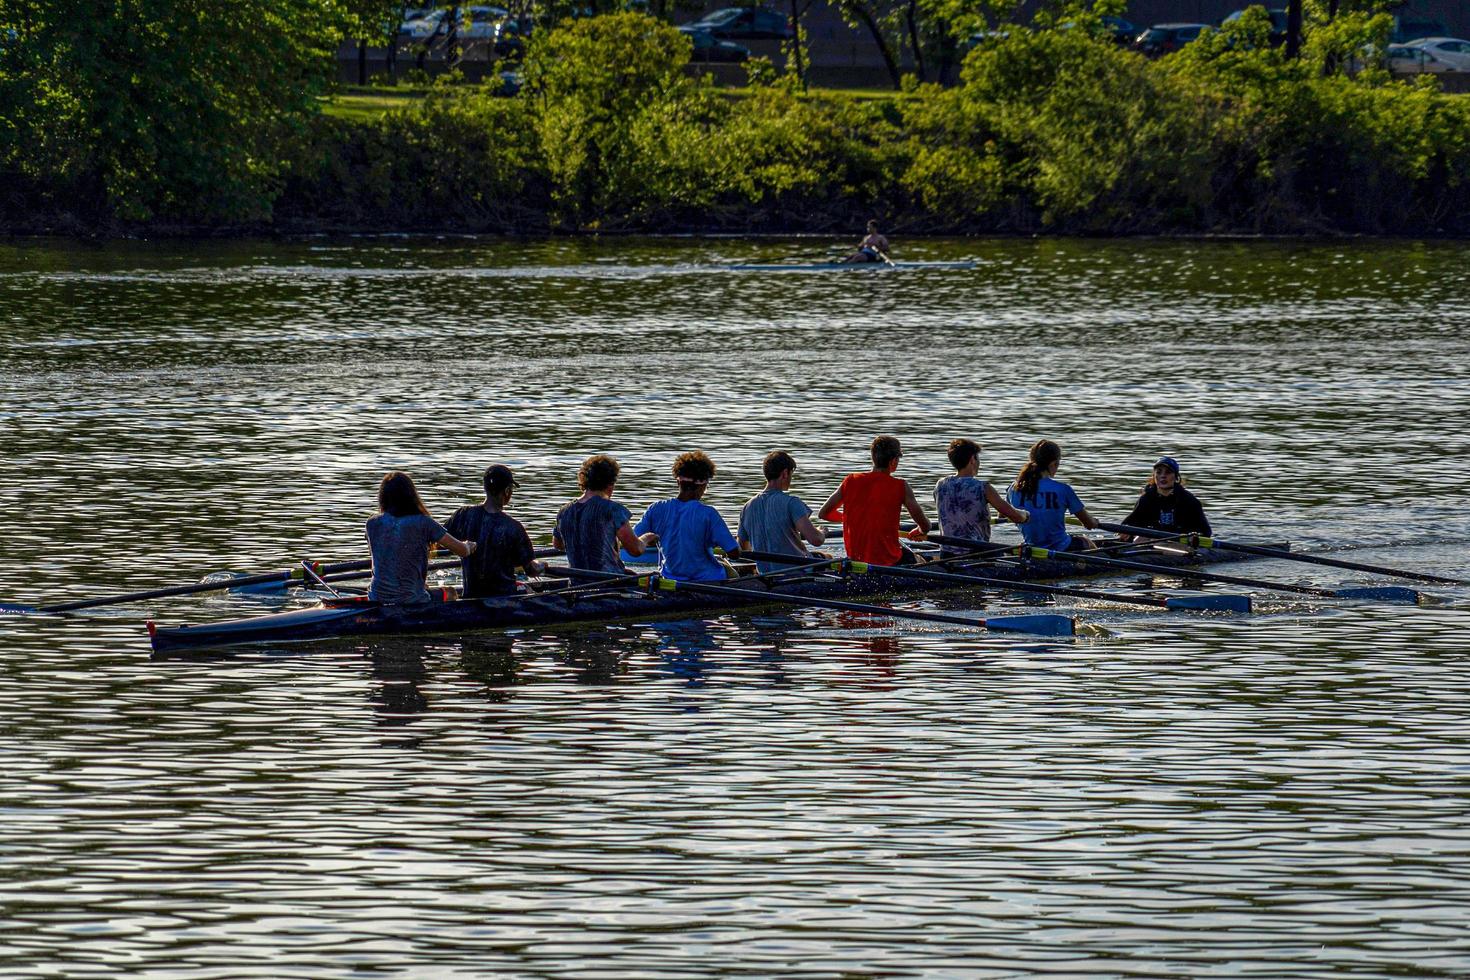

148,541,1285,653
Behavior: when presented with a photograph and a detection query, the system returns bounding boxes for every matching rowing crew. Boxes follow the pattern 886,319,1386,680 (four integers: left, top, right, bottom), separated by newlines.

363,437,1212,607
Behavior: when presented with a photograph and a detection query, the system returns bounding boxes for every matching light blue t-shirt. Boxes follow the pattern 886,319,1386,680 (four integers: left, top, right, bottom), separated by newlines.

634,498,738,582
1008,476,1085,551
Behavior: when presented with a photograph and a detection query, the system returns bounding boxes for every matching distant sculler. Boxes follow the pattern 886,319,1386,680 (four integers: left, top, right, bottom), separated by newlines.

842,220,891,264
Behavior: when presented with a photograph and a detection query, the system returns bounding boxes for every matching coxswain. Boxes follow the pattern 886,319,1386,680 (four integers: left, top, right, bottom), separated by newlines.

817,435,931,565
1008,440,1100,551
443,464,544,598
366,471,475,604
1118,456,1212,539
842,220,891,264
737,450,827,574
633,451,741,581
933,438,1030,557
553,454,646,573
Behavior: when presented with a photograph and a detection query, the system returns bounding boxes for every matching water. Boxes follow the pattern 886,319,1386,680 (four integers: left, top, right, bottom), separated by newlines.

2,237,1468,977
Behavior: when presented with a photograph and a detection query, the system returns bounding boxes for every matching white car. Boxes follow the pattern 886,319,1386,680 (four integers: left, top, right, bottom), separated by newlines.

1386,43,1459,73
1403,36,1470,71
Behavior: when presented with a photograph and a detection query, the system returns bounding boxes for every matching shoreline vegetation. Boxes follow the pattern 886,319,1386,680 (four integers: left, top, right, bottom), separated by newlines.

4,6,1470,238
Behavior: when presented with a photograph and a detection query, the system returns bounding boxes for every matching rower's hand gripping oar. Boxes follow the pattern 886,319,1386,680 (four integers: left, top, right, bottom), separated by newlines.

1097,522,1464,588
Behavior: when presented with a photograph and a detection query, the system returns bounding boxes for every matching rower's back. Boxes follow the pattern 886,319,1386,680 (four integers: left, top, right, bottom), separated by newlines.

840,471,905,566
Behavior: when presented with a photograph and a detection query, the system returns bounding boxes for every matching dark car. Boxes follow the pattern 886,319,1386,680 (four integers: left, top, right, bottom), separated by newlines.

493,15,534,59
1220,7,1289,45
679,26,751,62
1102,15,1139,45
1133,23,1209,56
682,6,794,40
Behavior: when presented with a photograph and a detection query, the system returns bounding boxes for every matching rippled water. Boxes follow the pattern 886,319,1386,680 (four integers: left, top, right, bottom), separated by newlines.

2,237,1469,977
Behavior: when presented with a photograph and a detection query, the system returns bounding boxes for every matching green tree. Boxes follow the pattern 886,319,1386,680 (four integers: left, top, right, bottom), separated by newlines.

0,0,352,225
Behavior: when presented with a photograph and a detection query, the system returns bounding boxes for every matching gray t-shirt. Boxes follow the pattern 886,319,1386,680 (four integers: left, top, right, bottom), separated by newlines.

934,475,991,554
555,495,632,573
737,488,813,574
366,513,447,604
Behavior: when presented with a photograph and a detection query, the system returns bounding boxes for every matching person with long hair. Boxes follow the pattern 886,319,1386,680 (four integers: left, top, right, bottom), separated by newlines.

633,451,741,581
553,454,646,573
737,450,827,574
817,435,931,566
1118,456,1212,539
933,438,1030,557
1007,440,1100,552
444,464,545,599
367,471,475,604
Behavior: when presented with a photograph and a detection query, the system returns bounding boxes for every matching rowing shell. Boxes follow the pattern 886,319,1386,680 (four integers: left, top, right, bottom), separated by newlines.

727,261,977,272
147,540,1285,653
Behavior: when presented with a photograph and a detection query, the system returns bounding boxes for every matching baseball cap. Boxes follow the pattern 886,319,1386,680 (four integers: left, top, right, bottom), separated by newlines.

1154,456,1180,473
484,464,520,494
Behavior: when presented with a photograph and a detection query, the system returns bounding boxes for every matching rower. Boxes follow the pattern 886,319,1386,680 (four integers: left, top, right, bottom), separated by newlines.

817,435,931,566
1117,456,1212,540
633,451,741,581
933,438,1030,557
443,464,544,599
553,454,645,573
1007,439,1100,552
366,471,475,604
841,220,890,264
737,450,827,574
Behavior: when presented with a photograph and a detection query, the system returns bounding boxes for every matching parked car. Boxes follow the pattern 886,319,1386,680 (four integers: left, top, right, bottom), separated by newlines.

1385,43,1460,73
400,6,508,42
1403,37,1470,71
492,15,534,59
1390,16,1446,43
1133,23,1209,56
1220,7,1288,45
1102,15,1140,45
681,6,794,40
679,26,751,62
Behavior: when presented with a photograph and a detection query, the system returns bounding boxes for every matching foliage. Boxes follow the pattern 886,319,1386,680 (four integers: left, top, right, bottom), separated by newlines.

0,0,353,226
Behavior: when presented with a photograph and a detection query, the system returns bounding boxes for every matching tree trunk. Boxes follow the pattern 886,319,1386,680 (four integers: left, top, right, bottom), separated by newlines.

1286,0,1302,58
357,39,368,85
905,0,925,82
789,0,806,87
842,2,902,88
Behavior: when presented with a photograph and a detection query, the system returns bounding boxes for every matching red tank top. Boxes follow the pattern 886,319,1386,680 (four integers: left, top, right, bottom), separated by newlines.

839,471,906,566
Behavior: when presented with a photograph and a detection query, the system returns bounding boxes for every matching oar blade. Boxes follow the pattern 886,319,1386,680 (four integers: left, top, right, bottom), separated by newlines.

0,603,39,615
1163,593,1253,612
1333,586,1422,604
981,614,1076,636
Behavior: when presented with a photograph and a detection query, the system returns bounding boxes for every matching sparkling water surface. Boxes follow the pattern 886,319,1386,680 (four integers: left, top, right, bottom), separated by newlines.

1,237,1468,977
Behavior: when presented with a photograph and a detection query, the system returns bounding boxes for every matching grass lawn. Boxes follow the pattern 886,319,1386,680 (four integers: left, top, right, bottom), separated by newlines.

322,80,912,120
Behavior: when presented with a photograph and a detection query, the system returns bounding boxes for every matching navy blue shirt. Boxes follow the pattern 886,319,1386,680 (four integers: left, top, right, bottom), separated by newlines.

556,495,632,574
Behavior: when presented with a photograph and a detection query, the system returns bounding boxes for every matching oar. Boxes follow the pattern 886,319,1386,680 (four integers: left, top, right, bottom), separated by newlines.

0,557,377,615
1097,522,1467,587
0,546,569,614
943,537,1419,605
742,550,1247,612
648,574,1074,635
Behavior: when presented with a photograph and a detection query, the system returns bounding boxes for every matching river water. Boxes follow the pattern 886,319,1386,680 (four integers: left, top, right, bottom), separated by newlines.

1,237,1468,977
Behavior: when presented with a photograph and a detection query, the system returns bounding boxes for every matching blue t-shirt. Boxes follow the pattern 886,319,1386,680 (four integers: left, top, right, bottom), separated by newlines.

1008,476,1085,551
634,498,738,582
366,513,447,604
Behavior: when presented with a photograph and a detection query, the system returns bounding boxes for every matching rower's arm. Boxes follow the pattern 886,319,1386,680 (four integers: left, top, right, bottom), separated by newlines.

552,528,565,550
1075,508,1101,531
902,482,932,538
616,521,645,557
817,486,843,522
437,533,476,558
986,483,1029,524
795,515,826,547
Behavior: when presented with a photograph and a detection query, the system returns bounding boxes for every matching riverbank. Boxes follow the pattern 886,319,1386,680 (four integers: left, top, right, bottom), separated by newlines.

6,13,1470,238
